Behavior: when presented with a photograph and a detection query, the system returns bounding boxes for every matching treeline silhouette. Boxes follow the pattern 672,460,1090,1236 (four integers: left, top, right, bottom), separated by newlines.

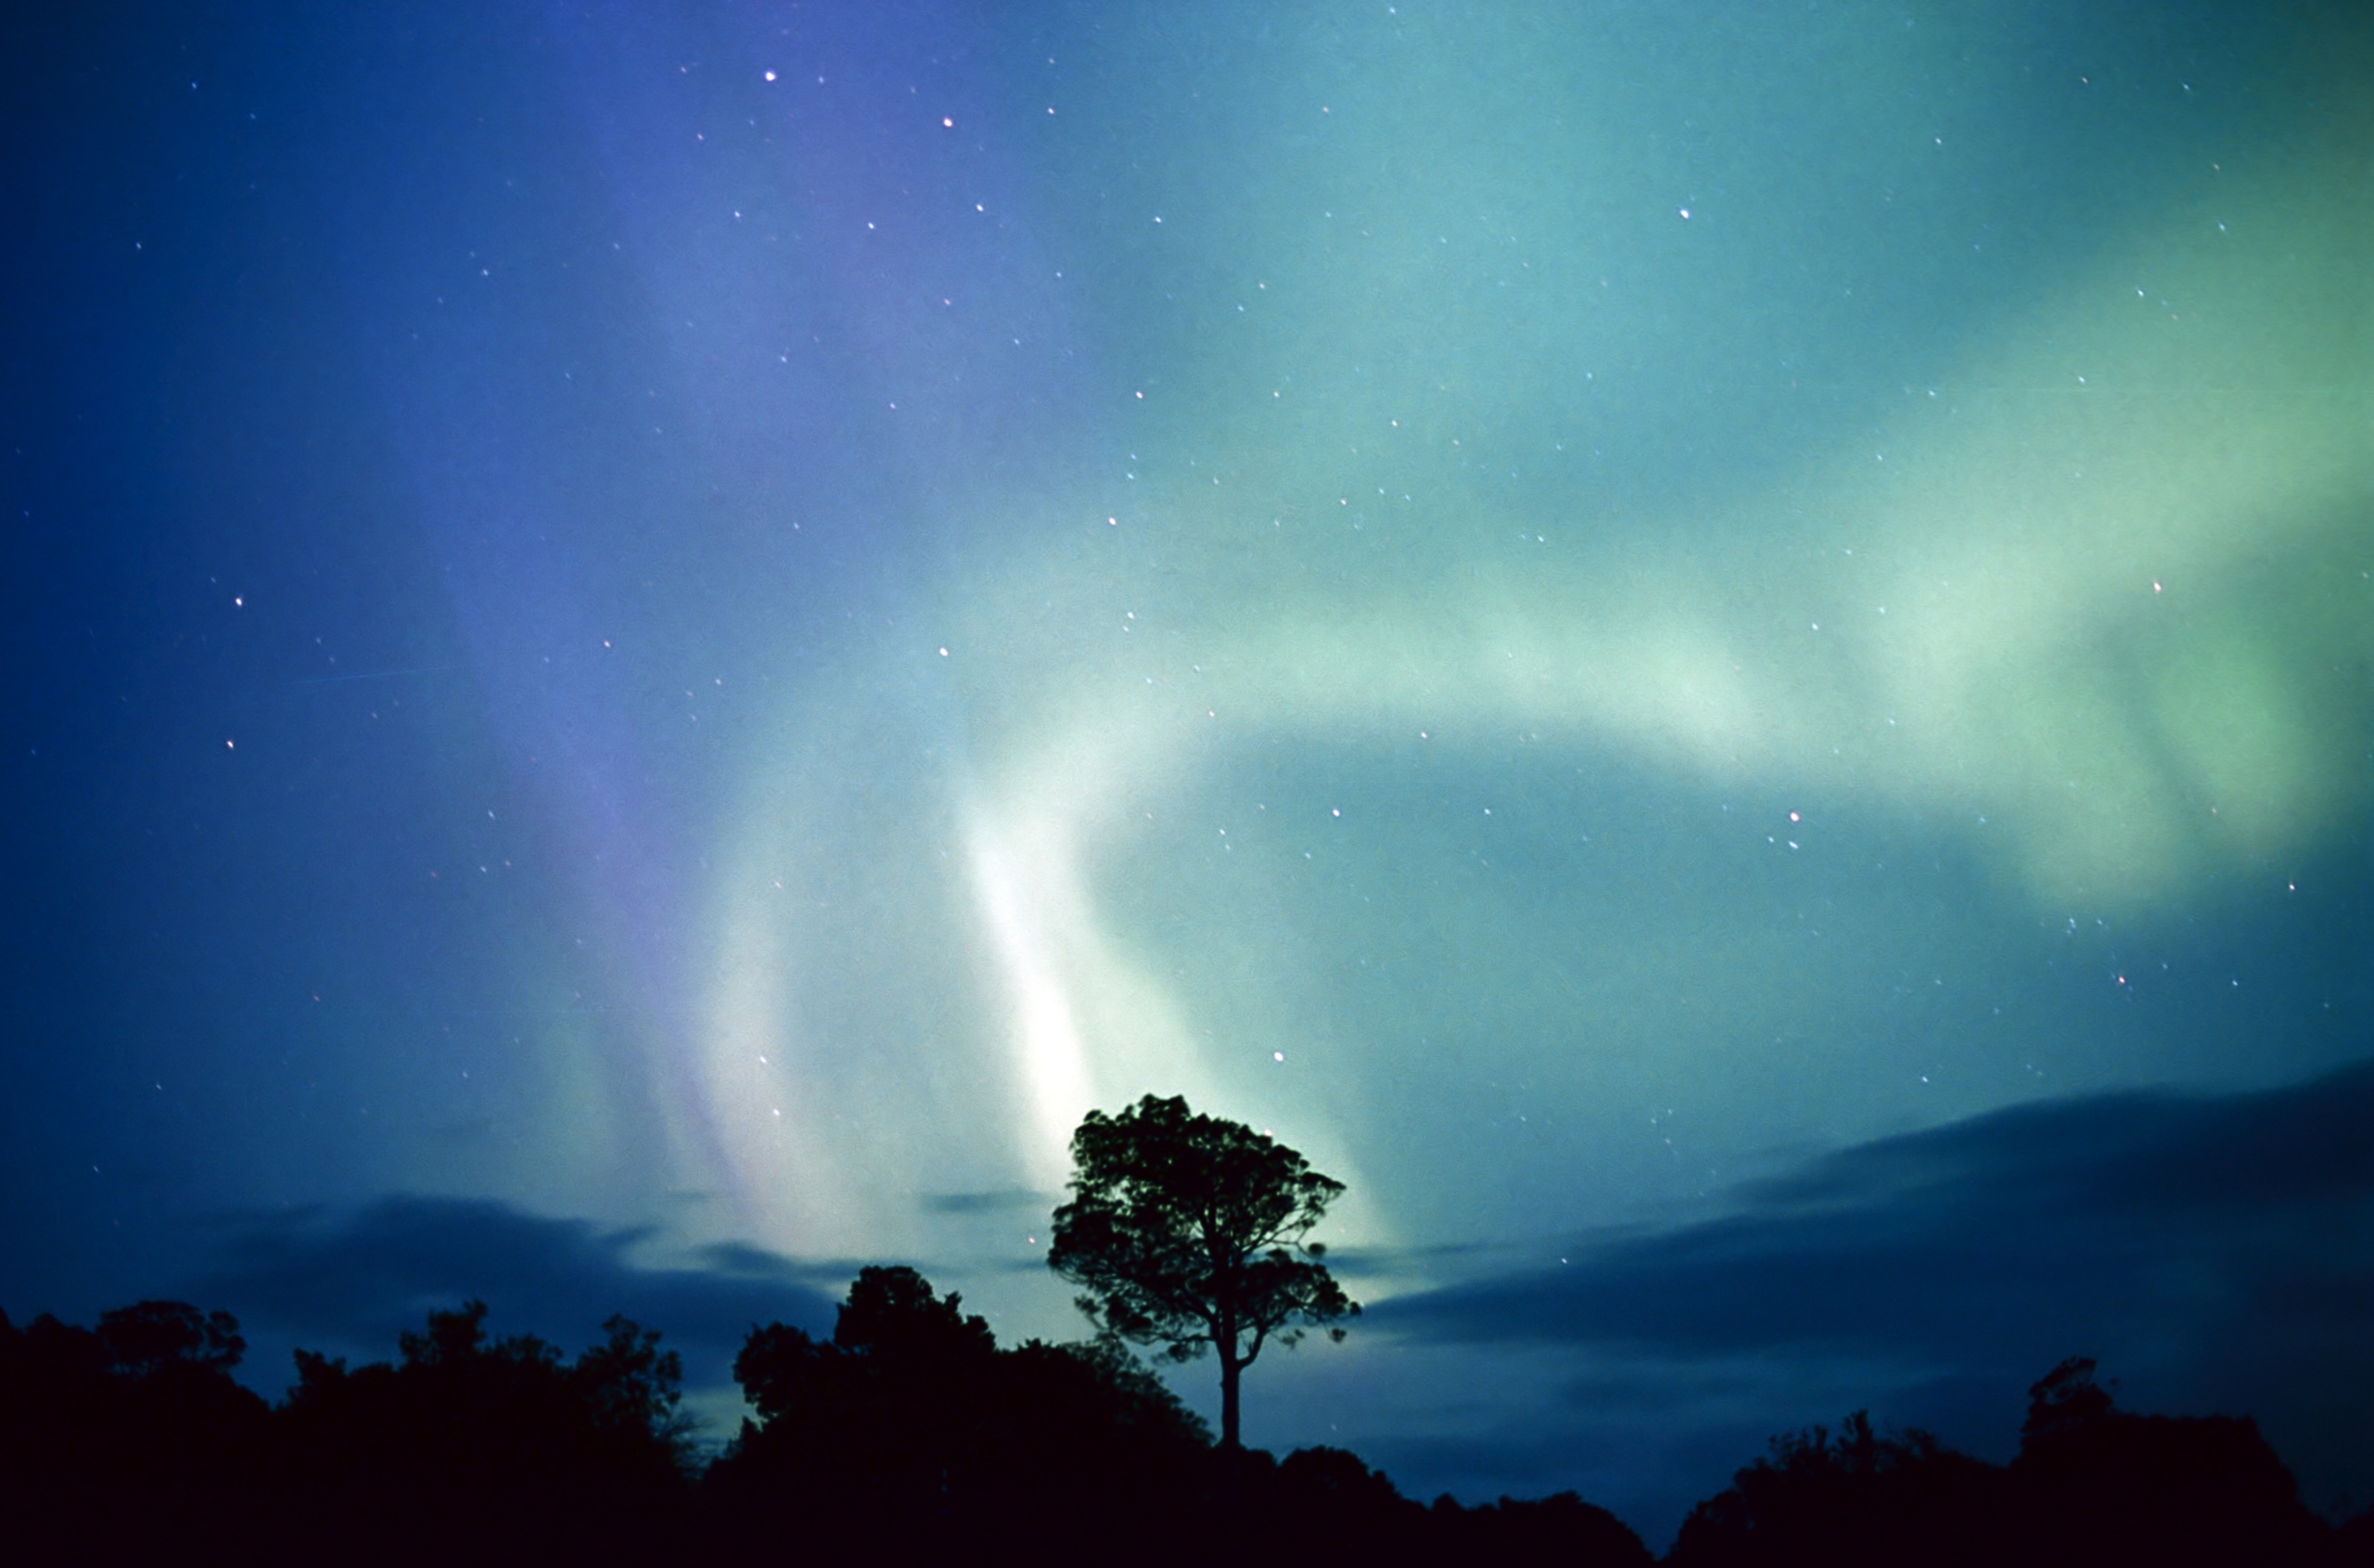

4,1272,2368,1567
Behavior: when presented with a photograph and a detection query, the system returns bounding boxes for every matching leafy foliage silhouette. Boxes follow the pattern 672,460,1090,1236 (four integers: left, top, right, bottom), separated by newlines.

1,1299,273,1559
1048,1093,1359,1448
1666,1409,2008,1567
276,1299,691,1562
1666,1359,2350,1568
709,1264,1212,1552
2009,1357,2335,1568
4,1286,2368,1567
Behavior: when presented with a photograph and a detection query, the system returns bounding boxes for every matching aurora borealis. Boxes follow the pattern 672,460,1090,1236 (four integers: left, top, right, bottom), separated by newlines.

6,1,2368,1542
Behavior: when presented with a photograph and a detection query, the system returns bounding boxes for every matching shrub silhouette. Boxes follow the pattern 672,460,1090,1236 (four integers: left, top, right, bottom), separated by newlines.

1666,1409,2008,1567
2010,1356,2332,1568
0,1300,273,1560
1430,1486,1657,1566
274,1301,691,1564
708,1265,1211,1553
1665,1358,2347,1568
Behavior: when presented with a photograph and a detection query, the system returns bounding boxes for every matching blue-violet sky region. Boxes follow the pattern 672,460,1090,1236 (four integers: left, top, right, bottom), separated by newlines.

4,0,2368,1547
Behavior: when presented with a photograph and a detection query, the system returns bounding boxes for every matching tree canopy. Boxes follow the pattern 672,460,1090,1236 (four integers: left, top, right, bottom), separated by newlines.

1663,1366,2344,1568
274,1299,691,1560
1047,1093,1358,1448
712,1265,1212,1550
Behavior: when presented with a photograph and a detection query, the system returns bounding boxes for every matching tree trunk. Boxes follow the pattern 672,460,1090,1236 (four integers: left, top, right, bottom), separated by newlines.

1219,1344,1242,1449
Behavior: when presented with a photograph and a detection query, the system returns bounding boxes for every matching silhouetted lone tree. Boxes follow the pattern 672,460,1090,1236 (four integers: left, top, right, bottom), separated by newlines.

1048,1093,1357,1449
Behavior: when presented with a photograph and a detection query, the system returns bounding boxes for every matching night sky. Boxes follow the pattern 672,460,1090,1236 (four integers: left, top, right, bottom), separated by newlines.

6,1,2368,1545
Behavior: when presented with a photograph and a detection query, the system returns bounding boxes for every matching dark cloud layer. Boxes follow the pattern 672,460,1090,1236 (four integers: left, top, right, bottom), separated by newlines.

1375,1060,2372,1361
1366,1062,2374,1519
197,1196,837,1363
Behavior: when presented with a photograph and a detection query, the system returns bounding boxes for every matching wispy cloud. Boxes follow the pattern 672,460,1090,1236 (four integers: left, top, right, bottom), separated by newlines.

917,1189,1053,1216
